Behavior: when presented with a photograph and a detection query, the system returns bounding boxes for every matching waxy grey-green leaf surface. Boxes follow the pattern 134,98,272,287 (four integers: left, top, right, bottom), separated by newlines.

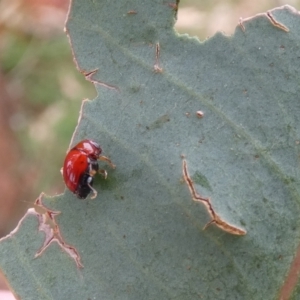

0,1,300,299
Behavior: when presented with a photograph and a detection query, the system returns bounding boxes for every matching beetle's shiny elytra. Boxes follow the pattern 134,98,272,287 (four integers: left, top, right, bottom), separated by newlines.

63,139,115,199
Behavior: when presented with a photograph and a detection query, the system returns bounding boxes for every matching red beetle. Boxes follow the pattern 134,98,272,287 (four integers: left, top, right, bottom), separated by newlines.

63,139,115,199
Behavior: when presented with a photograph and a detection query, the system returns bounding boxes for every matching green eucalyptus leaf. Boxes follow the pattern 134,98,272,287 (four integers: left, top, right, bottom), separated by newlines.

1,1,300,299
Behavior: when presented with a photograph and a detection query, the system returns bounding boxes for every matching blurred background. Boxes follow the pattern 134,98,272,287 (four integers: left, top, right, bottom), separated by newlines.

0,0,299,297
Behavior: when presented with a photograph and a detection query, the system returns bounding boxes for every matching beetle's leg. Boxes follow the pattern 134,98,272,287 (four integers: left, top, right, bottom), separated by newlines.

98,155,116,169
86,176,97,199
89,159,99,176
88,183,97,199
98,169,108,179
87,161,98,199
89,159,108,178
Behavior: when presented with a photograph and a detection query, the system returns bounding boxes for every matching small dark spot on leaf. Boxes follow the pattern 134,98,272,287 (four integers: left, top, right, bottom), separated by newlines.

262,197,268,203
129,84,140,93
131,168,143,178
240,220,246,226
283,176,296,184
145,26,157,42
147,114,170,130
192,171,212,192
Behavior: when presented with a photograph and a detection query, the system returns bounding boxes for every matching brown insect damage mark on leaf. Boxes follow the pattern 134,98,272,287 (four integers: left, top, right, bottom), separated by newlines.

127,10,137,15
182,159,246,236
32,193,83,268
80,69,120,91
1,193,83,268
278,243,300,300
154,42,163,73
82,69,98,78
238,5,297,33
64,21,119,92
266,11,289,32
238,18,246,32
